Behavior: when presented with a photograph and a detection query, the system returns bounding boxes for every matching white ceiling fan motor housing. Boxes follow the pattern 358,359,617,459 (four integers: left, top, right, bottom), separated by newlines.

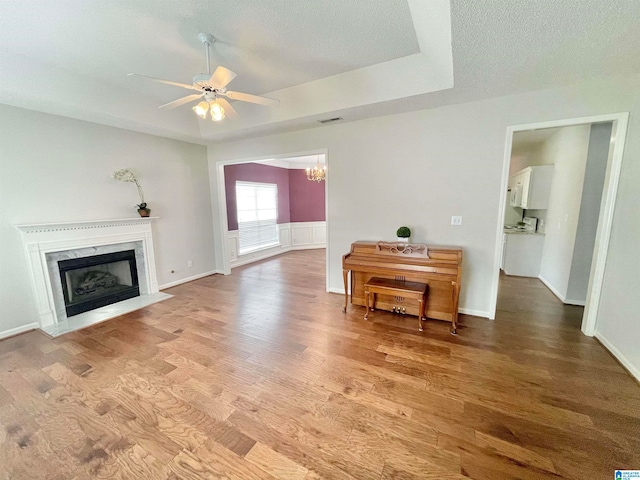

193,74,221,91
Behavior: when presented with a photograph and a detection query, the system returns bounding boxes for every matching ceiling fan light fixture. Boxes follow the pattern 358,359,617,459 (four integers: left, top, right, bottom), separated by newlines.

209,100,225,121
130,33,279,122
192,101,209,119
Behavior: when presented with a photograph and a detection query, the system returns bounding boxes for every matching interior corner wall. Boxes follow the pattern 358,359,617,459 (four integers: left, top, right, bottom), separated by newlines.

223,163,291,230
565,122,612,303
538,125,592,300
0,104,216,336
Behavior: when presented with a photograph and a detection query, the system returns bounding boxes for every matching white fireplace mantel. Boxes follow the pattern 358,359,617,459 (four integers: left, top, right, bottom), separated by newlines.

15,217,165,334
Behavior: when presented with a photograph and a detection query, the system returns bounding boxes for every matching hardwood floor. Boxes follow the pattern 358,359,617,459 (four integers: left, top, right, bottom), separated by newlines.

1,250,639,479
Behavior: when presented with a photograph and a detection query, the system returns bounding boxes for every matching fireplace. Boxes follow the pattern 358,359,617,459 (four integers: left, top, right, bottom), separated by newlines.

15,218,170,336
59,250,140,317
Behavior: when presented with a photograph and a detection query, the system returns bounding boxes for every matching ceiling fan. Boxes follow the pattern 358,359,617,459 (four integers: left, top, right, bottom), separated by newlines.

128,33,279,121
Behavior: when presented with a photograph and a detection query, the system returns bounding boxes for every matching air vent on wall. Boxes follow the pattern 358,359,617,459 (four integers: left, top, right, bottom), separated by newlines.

317,117,343,124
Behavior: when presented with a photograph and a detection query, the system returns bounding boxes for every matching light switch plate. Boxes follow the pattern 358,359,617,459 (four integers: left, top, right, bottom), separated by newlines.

451,216,462,226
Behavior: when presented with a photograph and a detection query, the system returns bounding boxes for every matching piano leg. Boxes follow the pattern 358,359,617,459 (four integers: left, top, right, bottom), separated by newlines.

342,269,349,313
451,281,460,335
364,290,370,320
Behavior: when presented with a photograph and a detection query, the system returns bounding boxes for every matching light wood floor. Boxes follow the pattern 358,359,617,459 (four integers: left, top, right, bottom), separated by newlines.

1,250,639,479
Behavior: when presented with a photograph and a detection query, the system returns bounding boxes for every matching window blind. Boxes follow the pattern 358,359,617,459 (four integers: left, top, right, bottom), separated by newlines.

236,181,279,254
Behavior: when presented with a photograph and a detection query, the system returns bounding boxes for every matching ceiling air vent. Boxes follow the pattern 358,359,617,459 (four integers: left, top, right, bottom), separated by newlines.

317,117,343,124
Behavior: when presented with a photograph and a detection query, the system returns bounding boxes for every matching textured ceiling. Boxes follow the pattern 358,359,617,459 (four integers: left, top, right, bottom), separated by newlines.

0,0,418,97
449,0,640,95
1,0,639,144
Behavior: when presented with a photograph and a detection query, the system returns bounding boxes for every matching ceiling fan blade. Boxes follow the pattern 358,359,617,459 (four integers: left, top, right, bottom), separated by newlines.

217,98,240,120
224,91,279,106
127,73,200,91
158,93,203,109
209,66,237,89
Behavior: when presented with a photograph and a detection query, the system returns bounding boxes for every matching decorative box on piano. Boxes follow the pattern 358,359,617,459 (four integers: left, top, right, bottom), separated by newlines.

342,241,462,334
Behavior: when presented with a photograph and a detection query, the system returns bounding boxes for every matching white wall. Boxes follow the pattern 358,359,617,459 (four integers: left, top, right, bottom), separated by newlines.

538,125,591,301
0,105,216,336
596,116,640,381
566,122,612,303
207,74,640,378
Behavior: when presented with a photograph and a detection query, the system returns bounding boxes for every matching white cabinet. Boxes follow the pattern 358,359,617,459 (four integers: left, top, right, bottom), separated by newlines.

508,166,553,209
502,233,545,277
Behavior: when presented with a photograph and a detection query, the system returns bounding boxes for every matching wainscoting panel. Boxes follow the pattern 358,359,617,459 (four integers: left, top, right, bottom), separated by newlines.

312,225,326,245
279,224,292,248
227,231,239,263
292,221,326,248
228,221,325,269
292,225,312,245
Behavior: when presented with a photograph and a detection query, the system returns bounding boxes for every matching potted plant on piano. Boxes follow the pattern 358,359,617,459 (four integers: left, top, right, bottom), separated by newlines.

396,226,411,243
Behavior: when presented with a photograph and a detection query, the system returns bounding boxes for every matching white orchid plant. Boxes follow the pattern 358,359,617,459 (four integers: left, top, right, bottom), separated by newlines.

112,168,147,210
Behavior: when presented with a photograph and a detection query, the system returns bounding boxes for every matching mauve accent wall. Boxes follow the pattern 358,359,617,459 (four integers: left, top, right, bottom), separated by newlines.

224,163,325,230
225,163,291,231
289,169,326,222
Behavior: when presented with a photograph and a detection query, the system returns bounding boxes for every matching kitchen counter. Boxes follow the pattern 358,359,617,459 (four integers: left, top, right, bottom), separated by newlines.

501,231,545,277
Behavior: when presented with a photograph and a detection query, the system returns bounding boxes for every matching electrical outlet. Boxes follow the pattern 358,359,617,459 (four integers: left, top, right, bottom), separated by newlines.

187,260,193,268
451,216,462,226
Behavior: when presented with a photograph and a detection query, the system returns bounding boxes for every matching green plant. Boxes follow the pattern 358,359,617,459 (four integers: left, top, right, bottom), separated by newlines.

396,226,411,238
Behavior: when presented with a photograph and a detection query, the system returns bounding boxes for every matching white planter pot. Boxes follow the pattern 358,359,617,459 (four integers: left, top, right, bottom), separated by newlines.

397,237,410,243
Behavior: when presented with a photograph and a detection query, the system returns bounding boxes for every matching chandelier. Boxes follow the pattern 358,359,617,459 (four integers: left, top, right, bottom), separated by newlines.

306,157,326,182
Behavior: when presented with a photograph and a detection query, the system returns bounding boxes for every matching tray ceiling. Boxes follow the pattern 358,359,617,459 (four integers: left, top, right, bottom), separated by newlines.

1,0,639,144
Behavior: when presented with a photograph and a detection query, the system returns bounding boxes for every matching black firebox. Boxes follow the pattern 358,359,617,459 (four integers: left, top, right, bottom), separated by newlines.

58,250,140,317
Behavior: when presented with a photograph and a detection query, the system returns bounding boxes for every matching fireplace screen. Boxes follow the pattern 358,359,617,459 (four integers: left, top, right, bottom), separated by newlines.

58,250,140,317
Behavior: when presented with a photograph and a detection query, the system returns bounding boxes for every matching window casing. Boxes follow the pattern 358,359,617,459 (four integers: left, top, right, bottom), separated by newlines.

235,181,279,254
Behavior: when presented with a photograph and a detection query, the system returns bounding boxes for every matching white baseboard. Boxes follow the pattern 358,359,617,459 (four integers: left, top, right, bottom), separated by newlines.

159,270,218,290
564,298,586,306
328,287,345,295
539,275,586,306
231,246,290,269
459,308,490,318
0,322,39,340
290,244,326,251
538,275,567,303
595,331,640,382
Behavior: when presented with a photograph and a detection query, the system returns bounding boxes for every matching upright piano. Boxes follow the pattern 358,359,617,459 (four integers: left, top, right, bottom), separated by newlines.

342,241,462,333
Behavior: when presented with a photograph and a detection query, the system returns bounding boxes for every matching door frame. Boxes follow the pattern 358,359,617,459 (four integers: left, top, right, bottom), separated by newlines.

215,149,330,292
489,112,629,336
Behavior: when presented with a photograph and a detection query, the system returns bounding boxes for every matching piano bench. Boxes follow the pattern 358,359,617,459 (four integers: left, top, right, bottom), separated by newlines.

363,277,428,331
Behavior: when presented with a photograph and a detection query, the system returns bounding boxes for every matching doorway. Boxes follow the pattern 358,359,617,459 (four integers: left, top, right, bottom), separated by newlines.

215,150,330,291
490,113,629,336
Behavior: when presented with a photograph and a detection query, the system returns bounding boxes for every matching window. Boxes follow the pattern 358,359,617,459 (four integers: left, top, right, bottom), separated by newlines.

236,181,279,254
